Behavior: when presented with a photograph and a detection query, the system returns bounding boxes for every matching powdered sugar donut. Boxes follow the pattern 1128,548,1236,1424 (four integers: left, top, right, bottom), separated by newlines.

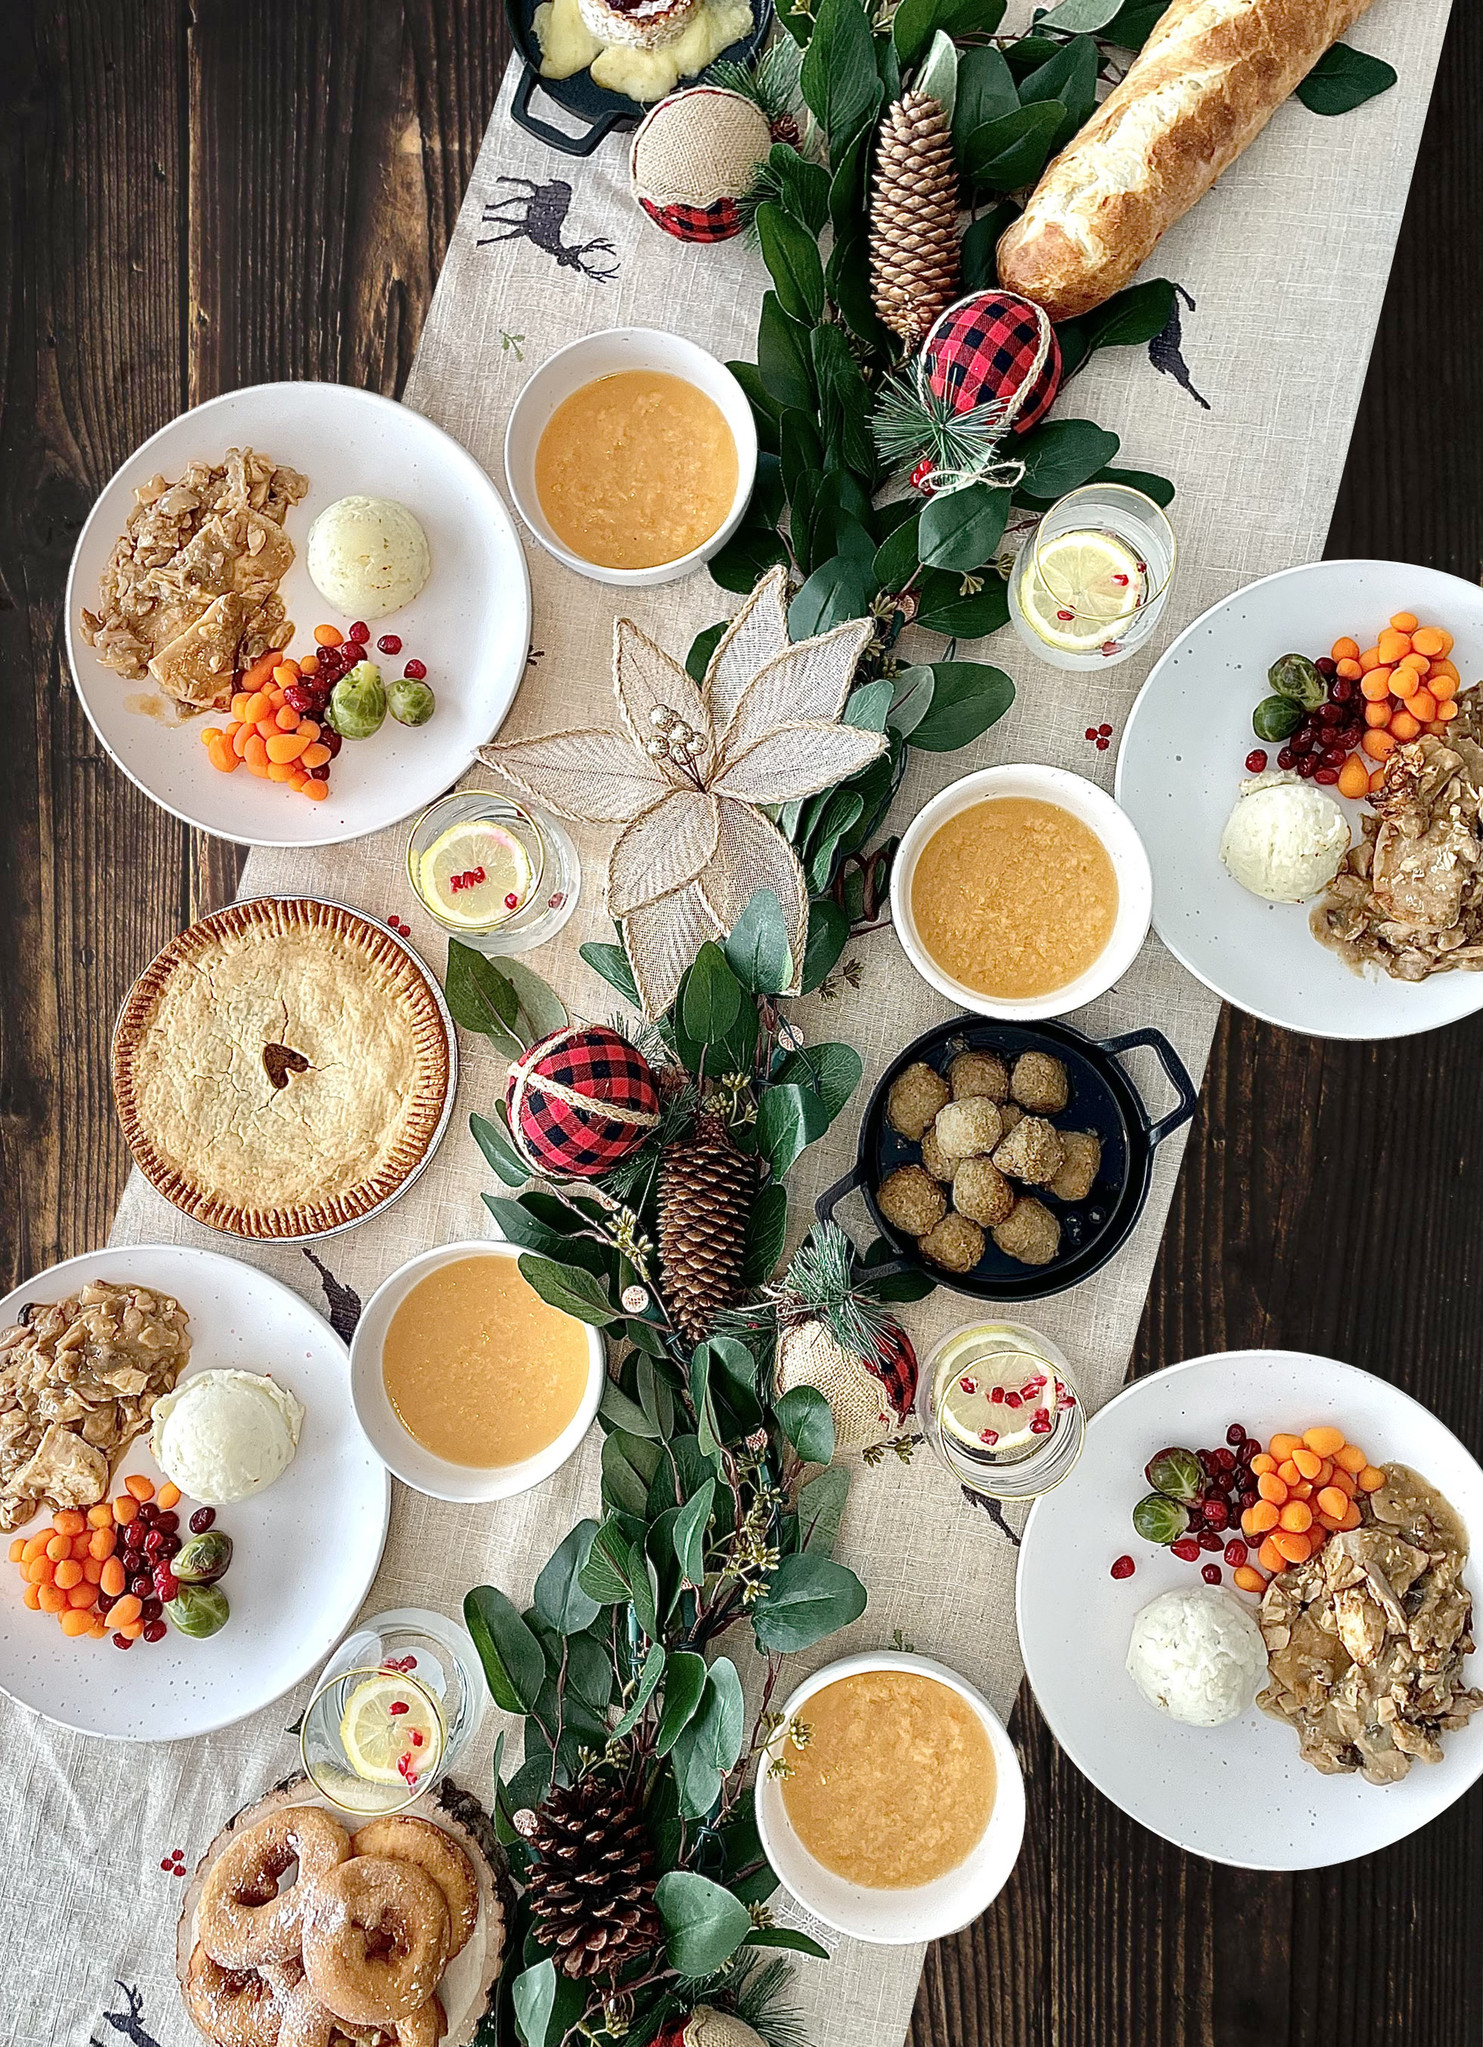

301,1858,450,2026
199,1808,352,1970
184,1944,296,2047
350,1818,479,1960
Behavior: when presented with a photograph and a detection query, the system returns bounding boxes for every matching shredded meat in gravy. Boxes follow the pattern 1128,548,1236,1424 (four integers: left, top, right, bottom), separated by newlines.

1258,1464,1483,1782
1312,694,1483,981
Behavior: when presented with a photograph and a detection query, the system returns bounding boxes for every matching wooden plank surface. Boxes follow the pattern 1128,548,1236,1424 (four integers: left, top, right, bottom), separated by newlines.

3,3,1482,2043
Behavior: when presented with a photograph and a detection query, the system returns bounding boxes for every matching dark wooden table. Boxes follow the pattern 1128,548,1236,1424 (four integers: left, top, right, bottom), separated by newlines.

5,5,1483,2042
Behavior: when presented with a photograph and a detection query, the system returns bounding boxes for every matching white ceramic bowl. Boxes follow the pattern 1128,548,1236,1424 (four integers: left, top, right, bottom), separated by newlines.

753,1651,1026,1944
504,327,758,587
349,1238,605,1503
890,764,1154,1020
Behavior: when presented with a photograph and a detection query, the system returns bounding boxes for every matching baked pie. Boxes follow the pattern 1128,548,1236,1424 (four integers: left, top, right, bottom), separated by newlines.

112,898,453,1239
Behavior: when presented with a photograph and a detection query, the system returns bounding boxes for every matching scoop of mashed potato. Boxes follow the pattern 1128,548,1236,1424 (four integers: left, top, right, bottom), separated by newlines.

1126,1585,1267,1727
1219,769,1350,903
307,495,431,620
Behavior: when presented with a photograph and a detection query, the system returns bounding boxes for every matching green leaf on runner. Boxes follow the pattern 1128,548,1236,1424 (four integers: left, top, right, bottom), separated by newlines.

798,1464,850,1555
469,1110,529,1187
499,958,568,1045
773,1041,863,1123
756,294,814,413
1100,0,1164,45
464,1586,546,1715
609,1640,666,1741
914,31,958,126
811,323,875,476
894,0,1004,63
724,888,795,994
578,1515,637,1604
692,1656,747,1772
1016,418,1120,498
655,1649,709,1754
801,0,882,152
600,1431,662,1517
1035,0,1123,27
800,896,851,993
910,661,1015,750
887,664,935,737
744,1181,789,1288
1097,465,1176,508
960,202,1018,291
779,407,826,507
918,482,1011,572
952,43,1017,157
777,1384,837,1464
511,1959,586,2047
532,1520,602,1635
788,554,876,640
1016,34,1097,146
872,507,922,591
962,101,1063,190
752,1553,868,1652
673,1478,716,1586
769,144,831,233
755,201,826,324
844,677,894,734
656,1871,754,1976
516,1254,618,1326
579,938,640,1008
444,940,522,1053
681,941,745,1048
599,1378,662,1441
1057,278,1175,365
756,1082,831,1180
1296,42,1397,115
709,524,790,595
686,620,727,684
745,1927,833,1957
913,569,1011,640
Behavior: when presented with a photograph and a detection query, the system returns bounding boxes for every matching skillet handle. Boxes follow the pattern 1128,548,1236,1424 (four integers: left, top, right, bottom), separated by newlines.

509,62,629,157
1096,1026,1198,1148
814,1163,911,1281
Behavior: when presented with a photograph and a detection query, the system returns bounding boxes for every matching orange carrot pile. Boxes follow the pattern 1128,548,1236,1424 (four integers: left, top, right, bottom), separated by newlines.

1337,614,1462,795
7,1473,180,1645
200,647,334,802
1237,1425,1385,1587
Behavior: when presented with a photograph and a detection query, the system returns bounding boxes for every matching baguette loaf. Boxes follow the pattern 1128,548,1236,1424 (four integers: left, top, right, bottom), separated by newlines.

996,0,1379,321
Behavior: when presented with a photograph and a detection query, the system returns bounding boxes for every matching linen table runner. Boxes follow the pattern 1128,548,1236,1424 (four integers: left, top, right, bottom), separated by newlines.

3,1,1453,2039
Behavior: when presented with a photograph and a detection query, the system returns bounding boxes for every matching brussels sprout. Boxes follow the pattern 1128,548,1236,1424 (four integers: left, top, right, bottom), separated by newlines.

1144,1445,1204,1503
173,1529,233,1584
166,1582,230,1639
1252,694,1304,742
1132,1492,1191,1546
327,660,387,740
388,676,436,728
1269,652,1326,707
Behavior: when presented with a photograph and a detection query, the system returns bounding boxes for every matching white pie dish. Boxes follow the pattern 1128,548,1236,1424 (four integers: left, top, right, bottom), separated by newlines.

348,1238,605,1503
889,763,1153,1020
753,1650,1025,1944
503,327,758,587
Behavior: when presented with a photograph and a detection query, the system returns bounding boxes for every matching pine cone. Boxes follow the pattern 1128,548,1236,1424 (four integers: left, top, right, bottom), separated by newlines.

521,1771,662,1981
869,91,961,345
658,1113,756,1347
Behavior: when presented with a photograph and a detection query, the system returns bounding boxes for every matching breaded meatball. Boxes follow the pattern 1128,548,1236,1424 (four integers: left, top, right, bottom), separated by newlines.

992,1114,1066,1186
949,1050,1009,1104
920,1123,955,1184
992,1197,1061,1267
920,1212,986,1274
934,1096,1004,1160
877,1165,947,1237
1048,1130,1101,1203
998,1102,1023,1138
1011,1050,1070,1114
887,1061,950,1142
953,1156,1014,1226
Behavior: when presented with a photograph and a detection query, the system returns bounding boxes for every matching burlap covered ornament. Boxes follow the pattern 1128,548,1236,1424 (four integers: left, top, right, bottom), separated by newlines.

630,87,772,243
654,2007,767,2047
506,1025,660,1178
774,1315,918,1452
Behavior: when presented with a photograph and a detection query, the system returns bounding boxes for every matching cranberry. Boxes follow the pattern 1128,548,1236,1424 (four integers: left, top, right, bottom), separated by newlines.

1332,676,1356,702
321,730,342,759
1202,1563,1223,1585
1226,1424,1246,1445
377,634,402,655
1321,744,1348,769
1110,1555,1136,1580
189,1507,216,1534
1213,1446,1236,1472
284,684,317,716
129,1572,153,1598
1315,655,1337,677
1239,1486,1259,1510
1202,1498,1229,1528
1314,766,1340,784
1276,747,1295,770
96,1592,116,1616
403,659,427,681
136,1500,158,1523
1319,700,1344,724
154,1571,180,1604
122,1523,144,1552
348,622,370,644
1238,1438,1259,1464
140,1597,163,1623
1171,1539,1201,1562
157,1532,180,1559
1225,1540,1249,1567
112,1632,134,1650
1245,748,1268,774
1198,1449,1219,1475
144,1530,166,1558
1295,756,1317,778
142,1620,168,1643
155,1511,179,1535
345,641,367,663
1198,1530,1223,1552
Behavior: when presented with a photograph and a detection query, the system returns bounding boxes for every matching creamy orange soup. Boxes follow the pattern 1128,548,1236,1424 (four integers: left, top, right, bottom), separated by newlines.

382,1255,590,1468
910,796,1119,1000
780,1670,996,1888
535,369,738,570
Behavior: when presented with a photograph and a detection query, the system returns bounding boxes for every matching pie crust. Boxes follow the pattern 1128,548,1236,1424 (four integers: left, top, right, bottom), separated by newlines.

112,898,453,1239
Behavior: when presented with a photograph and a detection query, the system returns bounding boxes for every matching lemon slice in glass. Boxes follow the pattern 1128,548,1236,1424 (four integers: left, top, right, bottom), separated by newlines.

1019,529,1146,655
339,1672,444,1786
417,820,533,930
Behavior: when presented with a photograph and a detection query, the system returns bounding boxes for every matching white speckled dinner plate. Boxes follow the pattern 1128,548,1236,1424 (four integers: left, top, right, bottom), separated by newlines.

1115,559,1483,1039
1018,1349,1483,1869
0,1246,389,1742
64,382,531,848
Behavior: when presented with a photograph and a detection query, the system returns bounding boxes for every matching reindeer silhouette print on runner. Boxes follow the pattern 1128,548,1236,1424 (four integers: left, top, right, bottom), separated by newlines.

478,177,620,282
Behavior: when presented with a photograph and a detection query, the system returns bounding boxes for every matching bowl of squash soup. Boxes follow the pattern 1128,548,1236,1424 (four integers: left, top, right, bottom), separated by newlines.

349,1239,605,1501
504,328,757,587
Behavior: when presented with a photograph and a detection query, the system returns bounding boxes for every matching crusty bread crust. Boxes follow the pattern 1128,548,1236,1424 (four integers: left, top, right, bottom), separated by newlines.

996,0,1379,320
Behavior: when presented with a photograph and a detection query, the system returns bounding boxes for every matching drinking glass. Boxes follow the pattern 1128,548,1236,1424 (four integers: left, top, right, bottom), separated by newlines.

1008,482,1177,671
407,787,580,955
917,1321,1085,1502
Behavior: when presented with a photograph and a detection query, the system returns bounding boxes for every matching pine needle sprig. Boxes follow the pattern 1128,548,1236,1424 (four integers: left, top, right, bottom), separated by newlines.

872,369,1027,494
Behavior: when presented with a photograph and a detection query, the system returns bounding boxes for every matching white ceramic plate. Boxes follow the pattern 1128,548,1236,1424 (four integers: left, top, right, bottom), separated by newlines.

0,1246,390,1741
1115,559,1483,1038
64,382,531,847
1017,1349,1483,1869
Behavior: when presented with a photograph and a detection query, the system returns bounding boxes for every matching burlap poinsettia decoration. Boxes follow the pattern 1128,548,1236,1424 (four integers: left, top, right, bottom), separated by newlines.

481,569,885,1014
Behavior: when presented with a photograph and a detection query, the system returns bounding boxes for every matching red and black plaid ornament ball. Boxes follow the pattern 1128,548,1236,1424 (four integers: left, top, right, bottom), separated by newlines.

921,289,1061,438
629,88,772,246
506,1026,661,1179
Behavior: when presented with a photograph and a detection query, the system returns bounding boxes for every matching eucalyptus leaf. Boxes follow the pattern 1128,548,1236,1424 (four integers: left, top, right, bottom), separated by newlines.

919,482,1011,573
914,30,958,124
532,1520,601,1634
756,201,826,323
708,523,790,595
516,1254,618,1327
752,1553,868,1652
469,1110,528,1188
629,1550,662,1641
445,941,522,1054
671,1731,724,1822
722,888,794,996
963,100,1063,191
887,664,935,737
747,1927,832,1957
499,958,569,1045
609,1640,666,1741
773,1041,862,1123
696,1656,748,1774
827,121,871,238
673,1478,716,1587
601,1430,662,1517
777,1384,836,1465
801,897,851,992
768,143,831,233
960,201,1018,291
914,570,1011,639
464,1586,545,1715
1097,465,1176,508
681,942,745,1048
743,1181,789,1285
655,1649,709,1754
511,1959,586,2047
952,43,1017,156
578,1515,636,1604
811,323,875,477
1100,0,1164,45
1035,0,1122,27
756,1082,831,1181
788,555,875,640
579,939,639,1008
872,507,922,591
798,1464,850,1555
756,293,813,413
911,661,1015,751
844,678,894,734
1016,34,1097,147
825,225,887,349
1017,418,1120,498
893,0,1004,64
656,1872,754,1977
806,788,865,893
481,1195,611,1276
779,408,826,505
636,1353,676,1439
1297,42,1397,114
800,0,882,152
600,1379,661,1440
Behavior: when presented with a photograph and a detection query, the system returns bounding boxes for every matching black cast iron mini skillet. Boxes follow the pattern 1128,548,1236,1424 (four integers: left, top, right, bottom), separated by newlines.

816,1016,1197,1303
505,0,773,157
